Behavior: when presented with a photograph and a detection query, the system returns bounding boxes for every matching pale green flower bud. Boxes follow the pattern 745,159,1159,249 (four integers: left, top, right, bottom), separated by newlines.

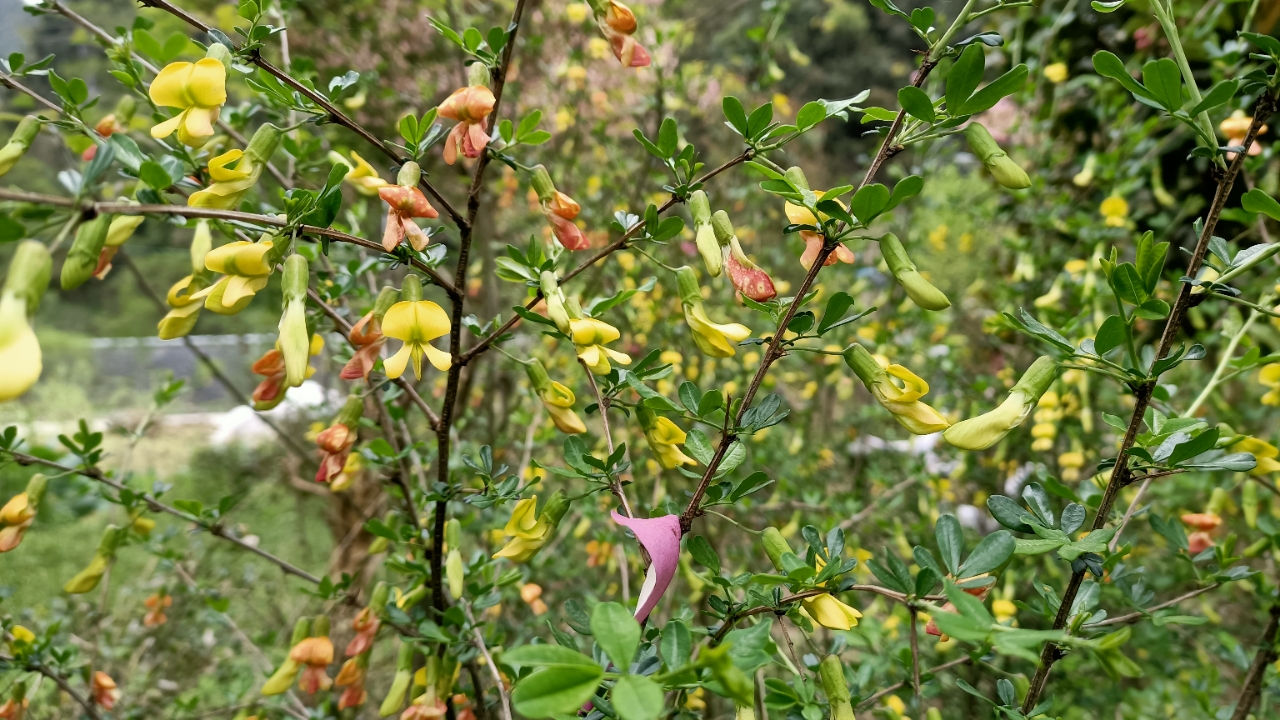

401,273,423,302
539,271,572,333
279,254,310,387
379,641,415,716
943,356,1057,450
64,525,124,594
205,42,234,71
397,161,422,188
4,241,53,314
784,166,810,191
819,656,855,720
695,222,724,277
689,190,712,225
711,210,736,244
965,123,1031,189
531,164,556,202
0,117,41,177
61,215,110,290
880,233,950,311
761,527,793,571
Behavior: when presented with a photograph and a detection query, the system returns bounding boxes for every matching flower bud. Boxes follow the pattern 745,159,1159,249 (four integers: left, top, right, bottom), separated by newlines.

447,545,465,600
539,271,572,334
279,254,310,387
64,525,123,593
761,527,793,571
4,240,53,314
818,656,855,720
964,123,1031,189
879,234,950,310
943,356,1057,450
688,190,712,226
262,617,312,695
397,161,422,187
401,273,423,302
695,222,724,277
61,215,111,290
0,116,41,177
531,164,557,203
711,210,735,244
379,641,415,716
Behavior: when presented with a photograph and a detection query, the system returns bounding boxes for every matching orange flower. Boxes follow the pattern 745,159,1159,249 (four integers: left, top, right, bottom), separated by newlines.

341,310,386,380
1187,531,1215,554
597,0,651,67
344,607,380,657
315,423,357,484
334,658,368,710
0,698,29,719
544,191,589,250
1180,512,1222,531
92,671,121,710
438,86,496,165
1221,110,1267,158
251,349,288,409
379,186,439,252
81,114,123,161
143,593,173,627
290,637,334,694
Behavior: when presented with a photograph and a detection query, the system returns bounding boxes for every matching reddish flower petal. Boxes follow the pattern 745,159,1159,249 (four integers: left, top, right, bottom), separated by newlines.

547,211,590,250
726,251,777,301
611,511,681,622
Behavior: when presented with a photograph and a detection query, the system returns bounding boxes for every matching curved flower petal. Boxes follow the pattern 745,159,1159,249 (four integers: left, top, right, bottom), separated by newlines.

187,58,229,106
383,342,413,379
149,62,195,108
611,511,681,622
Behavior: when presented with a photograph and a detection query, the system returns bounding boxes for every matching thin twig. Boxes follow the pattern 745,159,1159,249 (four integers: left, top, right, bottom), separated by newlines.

0,654,103,720
579,357,632,518
854,656,973,711
1230,603,1280,720
462,602,513,720
3,450,322,584
1089,583,1222,627
839,477,918,530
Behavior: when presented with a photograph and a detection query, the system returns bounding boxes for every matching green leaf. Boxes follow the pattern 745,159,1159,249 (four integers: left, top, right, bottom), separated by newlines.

1242,188,1280,222
796,101,827,131
931,610,990,642
958,531,1015,577
511,665,604,718
849,184,890,225
660,620,692,668
897,86,935,123
656,117,678,158
935,514,963,575
884,175,924,212
1094,315,1126,356
1150,514,1188,551
946,43,985,113
688,535,721,575
1141,58,1183,110
590,602,641,671
612,675,664,720
987,495,1034,533
503,644,599,668
683,428,715,465
959,64,1029,115
1093,51,1154,101
1091,0,1126,13
746,102,774,139
1111,263,1147,305
1189,79,1239,116
1167,427,1219,466
0,214,26,243
1015,538,1065,555
723,96,749,134
817,292,855,334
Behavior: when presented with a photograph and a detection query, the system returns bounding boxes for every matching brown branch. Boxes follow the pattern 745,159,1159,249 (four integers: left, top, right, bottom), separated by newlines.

1230,603,1280,720
1089,583,1222,627
1021,91,1278,714
134,0,465,228
680,61,938,533
0,71,63,114
3,450,323,584
0,653,103,720
0,188,458,296
462,601,513,720
457,148,754,366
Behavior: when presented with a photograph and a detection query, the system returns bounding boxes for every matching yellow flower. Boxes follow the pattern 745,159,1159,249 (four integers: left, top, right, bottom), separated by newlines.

526,359,586,434
570,318,632,374
638,406,695,469
676,267,751,357
382,300,452,380
844,344,949,434
331,150,389,196
1233,437,1280,475
1100,195,1129,227
1043,62,1068,84
0,241,51,402
802,593,863,630
1260,363,1280,406
188,124,280,209
993,599,1017,623
194,238,274,314
567,2,590,22
149,57,227,147
944,357,1056,450
492,492,570,563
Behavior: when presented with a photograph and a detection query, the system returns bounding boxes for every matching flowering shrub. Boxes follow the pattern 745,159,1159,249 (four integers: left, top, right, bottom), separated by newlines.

3,0,1280,718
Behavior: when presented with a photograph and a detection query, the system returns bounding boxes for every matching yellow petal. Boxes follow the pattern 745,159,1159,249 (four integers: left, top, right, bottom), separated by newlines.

150,112,184,140
0,300,40,402
384,342,413,379
885,364,929,400
149,61,195,108
186,58,228,106
423,343,452,371
382,301,451,343
179,106,218,145
208,149,248,181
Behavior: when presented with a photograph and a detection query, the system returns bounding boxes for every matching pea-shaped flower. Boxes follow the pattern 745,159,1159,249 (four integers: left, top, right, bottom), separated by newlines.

189,124,282,209
149,56,228,147
943,356,1057,450
0,241,51,402
382,298,452,380
637,406,694,469
197,238,275,314
783,173,856,271
492,491,570,563
438,85,496,165
330,150,389,196
0,475,46,553
526,358,586,434
531,165,589,250
676,266,751,358
843,344,949,434
570,317,632,374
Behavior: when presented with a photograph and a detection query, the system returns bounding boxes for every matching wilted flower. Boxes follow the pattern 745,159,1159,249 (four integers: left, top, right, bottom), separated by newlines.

290,623,335,695
784,198,856,271
143,593,172,627
0,475,46,553
341,286,400,380
0,697,29,720
492,492,571,563
0,241,51,402
438,86,496,164
570,317,632,374
316,396,364,484
843,344,949,434
714,211,776,300
611,511,681,621
676,267,752,358
637,405,694,469
944,357,1057,450
330,150,389,195
250,335,324,411
595,0,651,67
149,54,227,146
379,183,439,252
520,583,549,615
91,671,121,710
531,165,589,250
525,358,586,434
334,657,368,710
